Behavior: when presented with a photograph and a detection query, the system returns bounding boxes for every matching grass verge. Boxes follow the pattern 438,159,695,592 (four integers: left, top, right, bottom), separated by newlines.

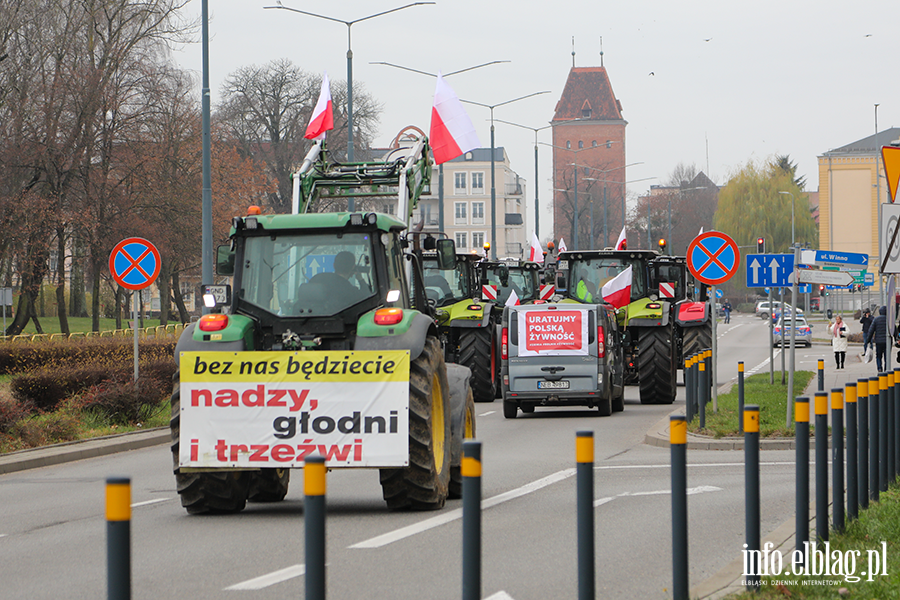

687,371,815,438
729,484,900,598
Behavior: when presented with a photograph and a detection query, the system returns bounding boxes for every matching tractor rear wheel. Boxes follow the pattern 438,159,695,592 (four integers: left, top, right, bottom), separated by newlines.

380,337,451,510
638,326,677,405
682,322,712,361
449,385,476,498
170,373,250,514
458,327,496,402
248,469,290,502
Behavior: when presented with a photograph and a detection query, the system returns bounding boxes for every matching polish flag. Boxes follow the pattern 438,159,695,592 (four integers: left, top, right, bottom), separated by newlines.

601,266,632,309
615,226,627,250
558,237,568,253
529,231,544,264
505,289,520,307
305,72,334,140
429,73,480,164
699,227,704,235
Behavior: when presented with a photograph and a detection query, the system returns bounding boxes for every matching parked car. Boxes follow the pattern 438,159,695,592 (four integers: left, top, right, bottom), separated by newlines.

773,315,812,347
755,301,803,320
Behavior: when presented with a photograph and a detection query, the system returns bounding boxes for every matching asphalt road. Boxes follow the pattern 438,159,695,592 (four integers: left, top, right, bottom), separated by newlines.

0,313,831,599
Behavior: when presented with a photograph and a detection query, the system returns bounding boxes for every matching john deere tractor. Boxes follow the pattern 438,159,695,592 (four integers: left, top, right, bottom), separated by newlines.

559,247,710,404
170,137,475,513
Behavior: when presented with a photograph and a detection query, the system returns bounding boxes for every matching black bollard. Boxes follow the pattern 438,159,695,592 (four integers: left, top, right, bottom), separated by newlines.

818,359,824,392
738,361,745,434
846,382,858,522
880,373,889,493
576,431,595,600
462,440,482,600
795,397,810,561
859,379,870,509
685,355,694,423
305,456,326,600
870,375,880,503
815,392,828,542
891,371,897,482
106,476,131,600
744,405,761,592
699,359,707,429
831,388,844,533
670,416,689,600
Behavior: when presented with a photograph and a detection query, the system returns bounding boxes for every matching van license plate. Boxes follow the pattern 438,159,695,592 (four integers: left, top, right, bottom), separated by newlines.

538,380,569,389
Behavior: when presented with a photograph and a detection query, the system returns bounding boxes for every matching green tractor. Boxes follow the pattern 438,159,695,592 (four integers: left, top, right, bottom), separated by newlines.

559,248,710,404
170,137,476,513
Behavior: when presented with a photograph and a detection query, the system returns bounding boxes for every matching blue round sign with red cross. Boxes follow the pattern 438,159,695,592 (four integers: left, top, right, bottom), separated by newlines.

686,231,740,285
109,238,161,291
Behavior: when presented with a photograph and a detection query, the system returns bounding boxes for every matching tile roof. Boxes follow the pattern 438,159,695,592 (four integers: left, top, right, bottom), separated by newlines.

552,67,623,122
822,127,900,155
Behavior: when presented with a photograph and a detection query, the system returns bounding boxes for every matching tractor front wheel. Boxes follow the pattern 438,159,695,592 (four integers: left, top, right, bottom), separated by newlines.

458,327,496,402
638,326,677,405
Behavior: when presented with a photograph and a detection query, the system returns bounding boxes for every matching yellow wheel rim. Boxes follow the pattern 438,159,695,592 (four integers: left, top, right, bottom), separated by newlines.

464,403,474,439
431,373,445,475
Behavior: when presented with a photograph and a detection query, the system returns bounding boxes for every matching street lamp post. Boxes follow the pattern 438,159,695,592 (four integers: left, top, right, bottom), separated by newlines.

462,92,551,259
494,119,551,239
370,61,510,232
265,2,434,209
779,191,795,246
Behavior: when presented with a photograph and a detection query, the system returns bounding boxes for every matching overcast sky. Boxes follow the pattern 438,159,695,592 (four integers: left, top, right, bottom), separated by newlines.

172,0,898,240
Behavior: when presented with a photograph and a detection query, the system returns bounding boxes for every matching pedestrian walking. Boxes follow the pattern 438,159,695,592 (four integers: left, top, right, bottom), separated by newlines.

723,299,732,324
860,308,873,353
863,306,888,372
831,314,849,369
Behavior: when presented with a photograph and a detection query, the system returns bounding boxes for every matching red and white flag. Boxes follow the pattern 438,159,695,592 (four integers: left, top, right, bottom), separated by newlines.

505,289,520,307
601,266,632,309
529,231,544,263
305,72,334,140
699,226,704,235
429,73,480,164
615,226,627,250
558,237,568,253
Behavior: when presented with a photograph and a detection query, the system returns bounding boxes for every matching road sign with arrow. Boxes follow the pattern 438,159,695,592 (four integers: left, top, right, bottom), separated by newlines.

745,253,794,287
797,270,855,286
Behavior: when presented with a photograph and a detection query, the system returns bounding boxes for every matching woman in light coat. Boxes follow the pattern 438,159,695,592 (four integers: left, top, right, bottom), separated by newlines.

831,315,849,369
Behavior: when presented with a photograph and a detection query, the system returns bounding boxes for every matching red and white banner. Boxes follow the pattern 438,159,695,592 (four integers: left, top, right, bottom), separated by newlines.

305,72,334,140
601,266,633,308
659,281,675,298
539,284,555,301
558,237,568,253
429,73,480,165
517,308,589,356
179,351,410,468
482,284,498,301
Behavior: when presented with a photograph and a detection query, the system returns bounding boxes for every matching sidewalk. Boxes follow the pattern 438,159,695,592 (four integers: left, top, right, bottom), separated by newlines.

681,344,884,599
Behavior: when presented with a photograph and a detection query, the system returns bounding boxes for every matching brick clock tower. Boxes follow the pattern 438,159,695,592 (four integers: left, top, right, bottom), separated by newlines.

551,66,627,251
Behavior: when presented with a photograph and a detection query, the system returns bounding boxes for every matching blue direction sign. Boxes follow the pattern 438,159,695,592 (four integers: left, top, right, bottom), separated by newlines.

798,284,811,294
799,249,868,269
687,231,740,285
109,238,160,291
745,253,795,287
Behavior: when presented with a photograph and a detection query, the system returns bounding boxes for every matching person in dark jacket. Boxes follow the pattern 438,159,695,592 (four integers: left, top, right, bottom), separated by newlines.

864,306,888,372
861,308,874,353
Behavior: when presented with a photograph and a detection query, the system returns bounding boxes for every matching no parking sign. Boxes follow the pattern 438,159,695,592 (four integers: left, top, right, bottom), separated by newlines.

109,238,160,291
686,231,740,285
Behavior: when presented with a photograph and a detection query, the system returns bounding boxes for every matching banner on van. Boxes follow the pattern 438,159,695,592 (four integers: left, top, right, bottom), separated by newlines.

517,308,589,356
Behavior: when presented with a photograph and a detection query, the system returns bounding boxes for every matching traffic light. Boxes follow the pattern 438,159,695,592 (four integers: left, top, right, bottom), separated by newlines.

757,237,765,253
819,285,825,293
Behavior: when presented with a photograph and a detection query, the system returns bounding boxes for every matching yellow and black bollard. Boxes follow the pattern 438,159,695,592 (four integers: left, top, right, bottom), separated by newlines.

831,388,844,533
845,382,858,521
859,378,870,509
685,356,694,422
305,456,326,600
698,359,707,429
870,375,880,502
795,397,810,560
817,359,824,392
890,370,897,482
744,405,761,592
576,431,594,600
462,440,482,600
814,391,828,542
738,361,745,433
106,476,131,600
670,416,689,600
880,372,889,493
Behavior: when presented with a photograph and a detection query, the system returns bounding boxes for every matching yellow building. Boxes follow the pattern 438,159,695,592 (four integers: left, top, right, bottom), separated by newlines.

818,127,900,293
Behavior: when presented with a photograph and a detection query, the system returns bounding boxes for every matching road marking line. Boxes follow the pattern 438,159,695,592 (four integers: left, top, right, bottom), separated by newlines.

479,411,496,417
350,468,575,549
0,534,6,539
595,461,794,470
131,498,172,508
485,591,516,600
618,485,722,497
594,497,615,507
225,564,306,590
746,350,781,376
